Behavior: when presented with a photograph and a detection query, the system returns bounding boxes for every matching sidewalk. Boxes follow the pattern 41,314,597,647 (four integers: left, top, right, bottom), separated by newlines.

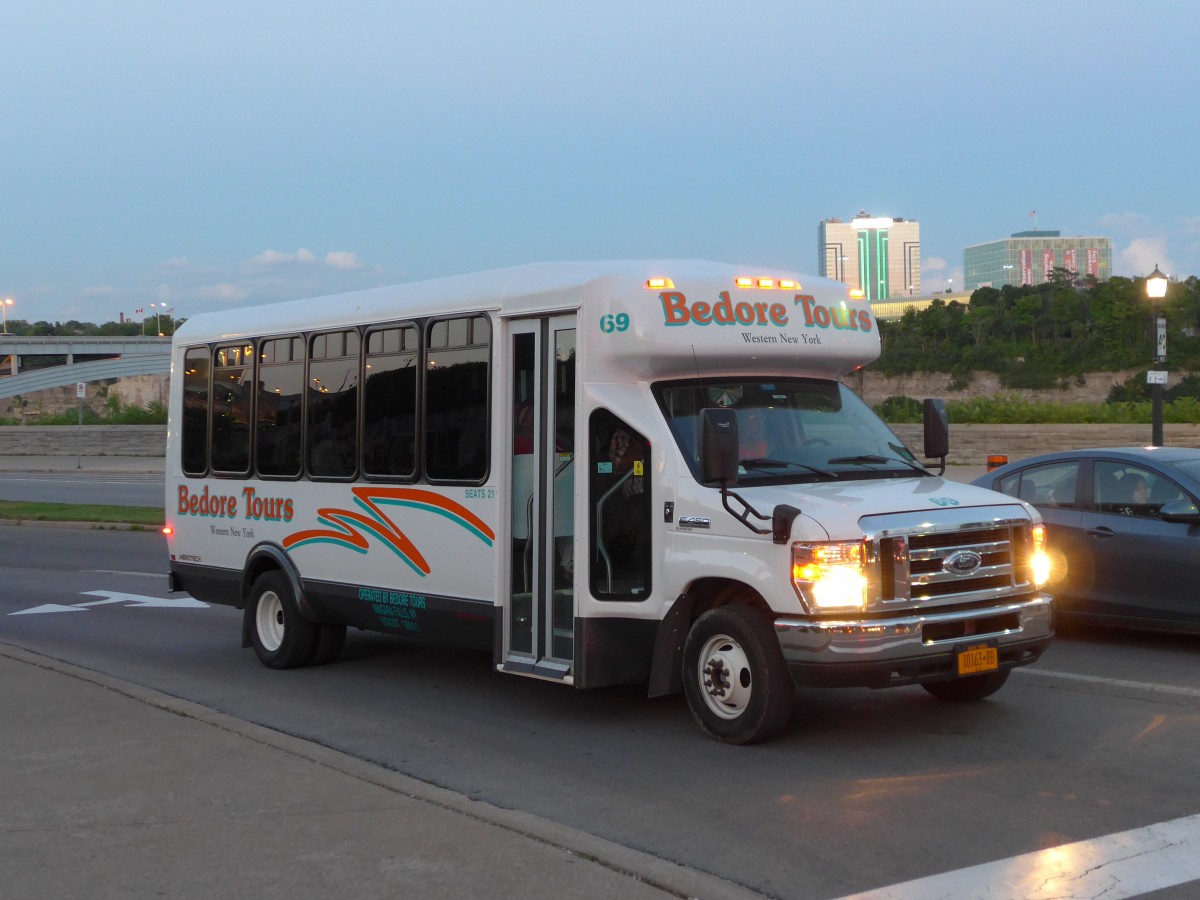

0,644,757,900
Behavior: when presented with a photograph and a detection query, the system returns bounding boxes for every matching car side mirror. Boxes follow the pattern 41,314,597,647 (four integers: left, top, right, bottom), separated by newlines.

700,408,739,484
1158,499,1200,524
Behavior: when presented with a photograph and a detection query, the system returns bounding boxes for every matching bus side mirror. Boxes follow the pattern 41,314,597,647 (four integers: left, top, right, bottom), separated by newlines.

923,398,949,460
700,408,740,484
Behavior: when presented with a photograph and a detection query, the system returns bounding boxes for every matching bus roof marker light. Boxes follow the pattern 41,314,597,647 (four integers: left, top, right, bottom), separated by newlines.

646,277,674,289
735,277,754,288
779,279,799,290
849,289,865,300
757,278,775,289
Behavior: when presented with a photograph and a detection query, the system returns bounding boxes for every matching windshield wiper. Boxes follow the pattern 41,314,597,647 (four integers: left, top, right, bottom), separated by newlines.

826,454,928,474
740,457,838,478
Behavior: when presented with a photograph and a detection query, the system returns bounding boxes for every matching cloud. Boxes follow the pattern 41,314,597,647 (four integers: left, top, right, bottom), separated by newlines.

250,248,317,266
80,285,116,298
160,257,190,269
324,251,363,270
1118,237,1173,278
923,256,948,273
198,282,251,303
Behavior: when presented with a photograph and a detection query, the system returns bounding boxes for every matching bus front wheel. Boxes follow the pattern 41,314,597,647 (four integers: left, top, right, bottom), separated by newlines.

248,571,317,669
682,605,795,744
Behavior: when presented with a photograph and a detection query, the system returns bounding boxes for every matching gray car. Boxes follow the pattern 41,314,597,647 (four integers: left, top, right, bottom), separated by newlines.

972,447,1200,632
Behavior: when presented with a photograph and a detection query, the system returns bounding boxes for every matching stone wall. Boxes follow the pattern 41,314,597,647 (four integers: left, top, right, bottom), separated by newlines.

854,368,1166,406
0,425,167,457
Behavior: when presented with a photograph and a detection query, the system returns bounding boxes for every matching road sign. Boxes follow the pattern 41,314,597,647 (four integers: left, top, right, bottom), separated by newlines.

1147,370,1168,385
1156,317,1167,361
76,381,86,399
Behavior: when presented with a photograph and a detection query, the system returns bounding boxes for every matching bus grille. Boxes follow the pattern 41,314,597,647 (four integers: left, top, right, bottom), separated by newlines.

871,523,1034,608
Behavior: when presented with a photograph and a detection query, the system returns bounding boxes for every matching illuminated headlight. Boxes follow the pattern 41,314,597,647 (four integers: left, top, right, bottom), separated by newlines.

792,541,868,612
1029,524,1051,587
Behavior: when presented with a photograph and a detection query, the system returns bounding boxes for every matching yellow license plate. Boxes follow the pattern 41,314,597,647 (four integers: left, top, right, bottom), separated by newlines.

957,643,998,676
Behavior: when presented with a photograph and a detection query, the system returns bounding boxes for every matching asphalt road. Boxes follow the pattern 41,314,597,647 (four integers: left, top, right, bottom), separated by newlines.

0,472,164,507
2,523,1198,898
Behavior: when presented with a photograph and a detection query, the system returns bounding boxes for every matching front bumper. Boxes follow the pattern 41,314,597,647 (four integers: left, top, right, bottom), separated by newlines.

774,594,1053,689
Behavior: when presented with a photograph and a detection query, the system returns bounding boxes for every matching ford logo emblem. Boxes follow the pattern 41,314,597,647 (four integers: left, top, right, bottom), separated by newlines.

943,550,983,576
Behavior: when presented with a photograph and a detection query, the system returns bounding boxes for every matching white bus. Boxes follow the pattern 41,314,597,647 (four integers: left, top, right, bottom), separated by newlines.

165,260,1053,743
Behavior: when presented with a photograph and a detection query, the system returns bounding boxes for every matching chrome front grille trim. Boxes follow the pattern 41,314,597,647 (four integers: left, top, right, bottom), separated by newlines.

861,505,1034,612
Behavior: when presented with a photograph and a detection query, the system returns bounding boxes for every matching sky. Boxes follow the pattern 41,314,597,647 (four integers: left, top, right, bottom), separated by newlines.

3,0,1198,326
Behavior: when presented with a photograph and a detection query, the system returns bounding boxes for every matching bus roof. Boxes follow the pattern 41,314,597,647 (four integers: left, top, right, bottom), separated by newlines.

173,259,879,378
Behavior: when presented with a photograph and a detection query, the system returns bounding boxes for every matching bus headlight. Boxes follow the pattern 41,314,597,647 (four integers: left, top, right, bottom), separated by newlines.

792,541,868,612
1030,524,1051,587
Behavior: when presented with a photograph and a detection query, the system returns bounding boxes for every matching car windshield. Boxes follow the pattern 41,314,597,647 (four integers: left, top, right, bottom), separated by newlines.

654,377,926,484
1165,457,1200,485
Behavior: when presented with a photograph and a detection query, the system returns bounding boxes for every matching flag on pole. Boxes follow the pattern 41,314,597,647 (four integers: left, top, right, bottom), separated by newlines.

135,307,144,314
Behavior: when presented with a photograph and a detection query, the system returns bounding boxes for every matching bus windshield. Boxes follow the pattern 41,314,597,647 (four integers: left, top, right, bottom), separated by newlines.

654,378,926,484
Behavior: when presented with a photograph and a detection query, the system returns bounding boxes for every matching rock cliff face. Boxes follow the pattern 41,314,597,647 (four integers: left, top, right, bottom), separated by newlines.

2,375,167,422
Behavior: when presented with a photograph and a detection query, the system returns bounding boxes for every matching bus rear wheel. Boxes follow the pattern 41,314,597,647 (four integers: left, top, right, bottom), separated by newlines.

248,571,317,669
682,605,795,744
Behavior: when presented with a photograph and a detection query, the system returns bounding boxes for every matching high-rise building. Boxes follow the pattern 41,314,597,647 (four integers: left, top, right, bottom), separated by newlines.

963,231,1112,290
818,211,921,301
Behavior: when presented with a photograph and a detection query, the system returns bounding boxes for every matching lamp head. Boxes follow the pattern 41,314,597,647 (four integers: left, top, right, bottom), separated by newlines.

1146,264,1169,300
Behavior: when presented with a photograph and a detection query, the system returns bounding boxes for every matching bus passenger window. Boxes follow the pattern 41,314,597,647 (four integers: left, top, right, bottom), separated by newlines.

307,330,360,479
589,410,651,600
363,325,418,479
425,315,490,482
211,343,254,475
182,347,210,476
256,337,303,478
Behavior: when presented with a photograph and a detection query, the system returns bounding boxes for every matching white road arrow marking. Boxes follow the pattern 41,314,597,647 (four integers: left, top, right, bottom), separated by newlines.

79,590,208,609
9,591,209,615
9,604,89,616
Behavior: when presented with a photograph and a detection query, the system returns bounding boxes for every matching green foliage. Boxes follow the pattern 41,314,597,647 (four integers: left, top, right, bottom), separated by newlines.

0,399,166,426
874,275,1200,379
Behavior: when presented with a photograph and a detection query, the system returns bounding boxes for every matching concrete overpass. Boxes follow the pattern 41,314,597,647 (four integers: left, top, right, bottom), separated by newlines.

0,336,171,399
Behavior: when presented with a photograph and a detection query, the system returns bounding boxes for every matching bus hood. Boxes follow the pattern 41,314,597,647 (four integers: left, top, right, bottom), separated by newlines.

733,475,1034,542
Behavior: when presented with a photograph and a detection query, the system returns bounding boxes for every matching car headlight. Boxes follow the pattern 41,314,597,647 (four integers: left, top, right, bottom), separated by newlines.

1029,523,1051,587
792,541,868,612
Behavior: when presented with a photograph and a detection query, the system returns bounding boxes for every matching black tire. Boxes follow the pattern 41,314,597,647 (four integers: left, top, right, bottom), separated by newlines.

922,669,1010,702
247,571,317,669
682,605,795,744
310,624,347,666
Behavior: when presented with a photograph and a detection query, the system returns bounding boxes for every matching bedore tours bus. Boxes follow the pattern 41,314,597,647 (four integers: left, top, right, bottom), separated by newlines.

165,260,1053,744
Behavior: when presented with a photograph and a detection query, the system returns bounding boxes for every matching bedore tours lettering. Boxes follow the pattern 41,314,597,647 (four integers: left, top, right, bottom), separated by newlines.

659,291,872,333
358,587,426,632
177,485,295,524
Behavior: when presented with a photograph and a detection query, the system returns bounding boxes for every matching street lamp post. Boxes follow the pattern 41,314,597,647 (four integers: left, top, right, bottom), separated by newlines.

1,297,13,334
1145,264,1169,447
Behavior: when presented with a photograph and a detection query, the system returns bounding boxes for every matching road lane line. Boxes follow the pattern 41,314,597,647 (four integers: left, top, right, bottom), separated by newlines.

1017,667,1200,699
841,812,1200,900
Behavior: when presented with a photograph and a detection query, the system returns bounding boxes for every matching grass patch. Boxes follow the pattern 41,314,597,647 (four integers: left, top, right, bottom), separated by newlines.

0,500,163,527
